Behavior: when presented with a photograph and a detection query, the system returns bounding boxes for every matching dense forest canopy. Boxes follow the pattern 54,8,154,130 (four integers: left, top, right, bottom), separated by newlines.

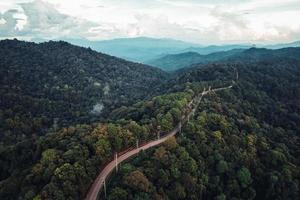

0,39,168,145
0,40,299,200
104,60,300,200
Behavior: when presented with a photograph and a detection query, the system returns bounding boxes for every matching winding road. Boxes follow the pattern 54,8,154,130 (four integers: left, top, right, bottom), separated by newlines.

85,84,233,200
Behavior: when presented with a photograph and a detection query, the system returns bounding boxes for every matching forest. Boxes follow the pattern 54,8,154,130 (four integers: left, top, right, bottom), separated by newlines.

104,60,300,200
0,40,299,200
0,39,167,145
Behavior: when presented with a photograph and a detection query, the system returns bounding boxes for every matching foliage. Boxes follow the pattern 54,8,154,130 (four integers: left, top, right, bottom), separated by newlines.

0,39,168,145
1,41,300,200
105,58,300,200
0,90,191,199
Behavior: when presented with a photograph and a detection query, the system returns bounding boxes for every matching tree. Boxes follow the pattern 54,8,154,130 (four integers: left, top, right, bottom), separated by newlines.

170,183,186,200
160,112,173,132
154,147,167,162
107,124,122,151
215,193,226,200
41,149,59,165
216,160,228,174
108,187,128,200
124,170,152,192
164,137,178,150
95,138,111,159
237,167,252,188
213,131,223,141
170,108,181,123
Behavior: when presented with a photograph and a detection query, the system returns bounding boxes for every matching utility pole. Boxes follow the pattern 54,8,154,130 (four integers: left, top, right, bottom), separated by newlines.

103,179,107,198
157,125,161,140
115,153,118,172
179,122,182,133
136,139,139,149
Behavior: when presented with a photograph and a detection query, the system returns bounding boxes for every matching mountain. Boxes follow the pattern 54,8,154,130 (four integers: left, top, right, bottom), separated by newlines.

264,40,300,49
225,47,300,63
103,54,300,200
147,49,246,71
54,39,253,65
0,39,168,145
32,37,300,71
179,44,252,55
56,37,202,63
148,47,300,71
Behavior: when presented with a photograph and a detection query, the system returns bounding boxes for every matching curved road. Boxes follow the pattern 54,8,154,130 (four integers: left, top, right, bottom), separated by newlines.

85,85,232,200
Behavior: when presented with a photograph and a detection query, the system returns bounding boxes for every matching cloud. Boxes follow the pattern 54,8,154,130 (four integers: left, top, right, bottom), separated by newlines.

0,9,19,36
0,0,299,43
211,7,248,29
0,0,100,39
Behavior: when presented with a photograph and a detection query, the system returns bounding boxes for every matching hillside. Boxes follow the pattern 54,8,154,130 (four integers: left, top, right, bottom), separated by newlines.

147,49,245,71
264,40,300,49
103,58,300,200
180,44,251,55
0,39,168,145
148,47,300,72
226,47,300,63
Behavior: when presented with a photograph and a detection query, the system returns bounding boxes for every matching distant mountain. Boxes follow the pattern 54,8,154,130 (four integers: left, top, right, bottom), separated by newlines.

264,40,300,49
31,37,300,68
56,37,202,63
225,47,300,63
147,49,245,71
0,39,168,144
179,44,252,55
148,47,300,71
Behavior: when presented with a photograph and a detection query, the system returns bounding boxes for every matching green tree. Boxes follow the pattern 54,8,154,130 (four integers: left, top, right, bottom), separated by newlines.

124,170,152,192
108,187,128,200
160,112,173,132
237,167,252,188
170,107,181,123
108,123,122,151
95,138,111,159
216,160,228,174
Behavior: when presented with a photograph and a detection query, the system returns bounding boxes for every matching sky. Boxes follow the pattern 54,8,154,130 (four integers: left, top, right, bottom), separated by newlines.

0,0,300,44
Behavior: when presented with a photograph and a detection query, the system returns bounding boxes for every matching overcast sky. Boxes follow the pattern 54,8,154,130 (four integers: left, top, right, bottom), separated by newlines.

1,0,300,44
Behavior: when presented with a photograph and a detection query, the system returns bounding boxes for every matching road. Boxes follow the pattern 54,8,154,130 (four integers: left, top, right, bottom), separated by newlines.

85,84,232,200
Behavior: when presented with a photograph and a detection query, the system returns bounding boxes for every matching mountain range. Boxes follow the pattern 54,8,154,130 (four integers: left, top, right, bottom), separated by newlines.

32,37,300,68
147,47,300,71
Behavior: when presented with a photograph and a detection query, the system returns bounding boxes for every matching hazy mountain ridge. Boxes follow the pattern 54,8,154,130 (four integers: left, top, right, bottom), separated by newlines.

147,49,246,71
148,47,300,71
32,37,300,71
44,37,202,63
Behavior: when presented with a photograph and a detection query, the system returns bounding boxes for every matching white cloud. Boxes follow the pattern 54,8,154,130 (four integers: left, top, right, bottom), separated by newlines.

0,0,300,43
